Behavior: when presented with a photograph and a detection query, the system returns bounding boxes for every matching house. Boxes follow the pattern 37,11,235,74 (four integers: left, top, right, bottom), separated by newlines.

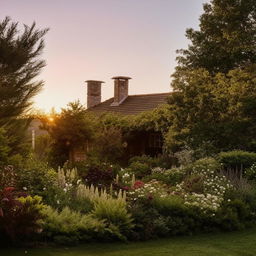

72,76,171,162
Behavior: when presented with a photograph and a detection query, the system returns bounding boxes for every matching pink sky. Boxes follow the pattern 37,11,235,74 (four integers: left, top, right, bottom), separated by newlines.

1,0,207,112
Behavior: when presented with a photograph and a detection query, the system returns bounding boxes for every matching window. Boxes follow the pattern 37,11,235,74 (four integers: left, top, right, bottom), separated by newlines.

148,133,162,148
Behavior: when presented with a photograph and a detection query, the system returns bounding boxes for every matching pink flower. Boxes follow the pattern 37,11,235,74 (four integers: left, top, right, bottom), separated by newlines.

122,186,130,191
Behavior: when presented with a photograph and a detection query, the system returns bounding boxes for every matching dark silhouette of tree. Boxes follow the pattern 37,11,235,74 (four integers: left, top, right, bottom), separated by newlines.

0,16,49,126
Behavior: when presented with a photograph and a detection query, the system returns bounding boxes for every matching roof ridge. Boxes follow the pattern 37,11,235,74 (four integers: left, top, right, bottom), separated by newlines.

128,92,171,97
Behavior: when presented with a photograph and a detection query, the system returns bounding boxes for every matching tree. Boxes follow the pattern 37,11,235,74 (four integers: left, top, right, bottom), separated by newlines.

166,0,256,154
0,17,48,160
0,16,48,126
0,128,10,166
166,66,256,154
175,0,256,75
44,102,97,166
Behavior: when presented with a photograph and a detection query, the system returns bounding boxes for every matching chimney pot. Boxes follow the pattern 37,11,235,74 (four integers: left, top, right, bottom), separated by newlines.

111,76,131,106
85,80,104,108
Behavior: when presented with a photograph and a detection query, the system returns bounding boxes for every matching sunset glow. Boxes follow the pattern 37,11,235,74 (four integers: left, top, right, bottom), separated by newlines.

2,0,207,112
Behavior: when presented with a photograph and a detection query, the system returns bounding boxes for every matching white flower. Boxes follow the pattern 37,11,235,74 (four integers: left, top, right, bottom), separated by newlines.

23,187,27,191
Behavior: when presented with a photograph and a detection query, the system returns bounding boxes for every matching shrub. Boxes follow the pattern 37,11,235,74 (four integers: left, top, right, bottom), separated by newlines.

174,146,195,166
91,196,133,240
128,180,169,200
128,199,161,240
152,194,185,216
152,195,202,235
42,206,106,244
129,155,173,170
216,199,252,231
0,165,16,188
127,162,150,178
115,168,136,188
15,157,58,203
0,188,45,243
187,157,220,173
218,150,256,170
182,174,205,193
80,163,114,187
144,167,186,186
245,163,256,181
93,126,124,163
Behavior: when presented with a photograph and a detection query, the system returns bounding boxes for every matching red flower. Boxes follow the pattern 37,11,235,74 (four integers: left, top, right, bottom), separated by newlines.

133,180,144,189
4,187,15,193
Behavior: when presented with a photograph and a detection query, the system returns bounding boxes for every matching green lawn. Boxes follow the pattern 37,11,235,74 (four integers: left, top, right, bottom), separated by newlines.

1,229,256,256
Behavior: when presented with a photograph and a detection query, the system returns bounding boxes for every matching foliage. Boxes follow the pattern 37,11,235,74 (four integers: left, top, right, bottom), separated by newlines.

92,196,133,240
128,180,169,200
115,168,136,188
0,188,45,242
43,101,97,166
42,206,106,244
218,150,256,170
125,155,173,178
15,157,58,204
42,184,131,243
126,162,150,178
0,16,48,126
0,166,16,188
175,0,256,75
187,157,221,173
129,155,171,169
0,16,48,162
82,163,114,187
245,163,256,181
167,0,256,153
130,104,172,133
174,146,195,166
128,199,162,240
166,66,256,152
34,134,53,162
144,167,186,186
91,126,125,163
0,128,10,166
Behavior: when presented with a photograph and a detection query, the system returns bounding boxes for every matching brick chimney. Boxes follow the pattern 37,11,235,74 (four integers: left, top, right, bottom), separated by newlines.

85,80,104,108
111,76,131,106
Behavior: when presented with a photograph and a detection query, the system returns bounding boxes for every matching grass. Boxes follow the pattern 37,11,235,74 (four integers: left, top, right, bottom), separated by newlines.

1,229,256,256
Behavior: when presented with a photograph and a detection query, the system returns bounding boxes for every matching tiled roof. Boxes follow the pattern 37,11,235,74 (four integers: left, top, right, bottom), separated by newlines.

88,92,171,115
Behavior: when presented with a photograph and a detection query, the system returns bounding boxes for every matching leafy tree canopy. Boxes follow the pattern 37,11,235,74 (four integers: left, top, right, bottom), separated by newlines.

176,0,256,75
166,0,256,155
166,66,256,154
42,101,98,165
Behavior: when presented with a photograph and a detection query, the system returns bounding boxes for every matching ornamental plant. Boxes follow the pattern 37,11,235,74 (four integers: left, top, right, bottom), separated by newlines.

174,167,232,214
42,206,106,244
0,187,45,242
128,180,169,200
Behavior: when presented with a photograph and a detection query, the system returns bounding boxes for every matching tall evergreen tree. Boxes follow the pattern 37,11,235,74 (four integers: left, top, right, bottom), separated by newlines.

0,17,48,126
